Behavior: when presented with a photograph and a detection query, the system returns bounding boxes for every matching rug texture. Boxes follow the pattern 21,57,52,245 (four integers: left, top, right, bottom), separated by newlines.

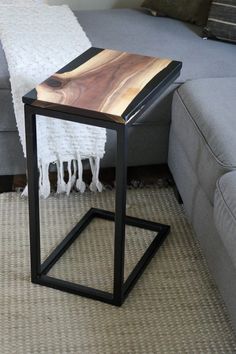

0,186,236,353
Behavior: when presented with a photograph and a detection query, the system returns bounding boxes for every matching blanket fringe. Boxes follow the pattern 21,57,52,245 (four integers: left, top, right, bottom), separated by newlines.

76,154,86,193
39,162,50,198
56,160,66,195
65,160,72,196
22,185,28,197
89,157,103,192
21,156,103,198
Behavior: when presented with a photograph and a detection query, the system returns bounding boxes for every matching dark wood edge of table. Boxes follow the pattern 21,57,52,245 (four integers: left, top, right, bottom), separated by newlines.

122,60,182,120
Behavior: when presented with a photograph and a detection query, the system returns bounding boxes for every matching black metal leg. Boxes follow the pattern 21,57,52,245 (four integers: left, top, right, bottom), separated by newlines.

113,125,127,305
24,105,41,281
25,104,170,306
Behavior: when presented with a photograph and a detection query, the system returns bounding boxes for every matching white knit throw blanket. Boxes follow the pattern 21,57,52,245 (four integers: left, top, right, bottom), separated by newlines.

0,4,106,198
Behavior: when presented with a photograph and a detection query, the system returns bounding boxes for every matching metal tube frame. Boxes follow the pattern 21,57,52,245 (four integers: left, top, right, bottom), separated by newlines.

25,104,170,306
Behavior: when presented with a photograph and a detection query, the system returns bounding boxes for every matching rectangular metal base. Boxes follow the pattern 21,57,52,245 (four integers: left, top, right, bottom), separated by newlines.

33,208,170,306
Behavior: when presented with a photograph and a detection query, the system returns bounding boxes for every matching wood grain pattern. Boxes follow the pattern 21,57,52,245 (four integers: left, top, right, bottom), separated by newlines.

35,49,172,119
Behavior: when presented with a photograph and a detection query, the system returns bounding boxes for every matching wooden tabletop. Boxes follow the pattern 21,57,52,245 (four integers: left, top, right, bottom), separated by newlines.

23,47,182,124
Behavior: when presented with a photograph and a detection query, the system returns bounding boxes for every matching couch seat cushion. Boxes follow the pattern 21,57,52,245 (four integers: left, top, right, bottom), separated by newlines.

77,9,236,83
214,171,236,269
1,9,236,89
171,77,236,204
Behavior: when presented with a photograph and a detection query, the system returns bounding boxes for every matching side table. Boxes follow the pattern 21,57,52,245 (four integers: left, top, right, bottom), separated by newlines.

23,48,182,306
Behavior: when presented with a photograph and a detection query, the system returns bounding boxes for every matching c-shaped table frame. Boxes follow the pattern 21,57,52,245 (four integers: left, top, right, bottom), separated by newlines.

25,104,170,306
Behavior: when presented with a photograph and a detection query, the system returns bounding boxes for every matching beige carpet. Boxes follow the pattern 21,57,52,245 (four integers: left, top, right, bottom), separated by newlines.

0,186,236,353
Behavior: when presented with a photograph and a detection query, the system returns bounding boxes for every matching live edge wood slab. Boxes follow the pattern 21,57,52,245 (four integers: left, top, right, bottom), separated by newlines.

23,47,182,125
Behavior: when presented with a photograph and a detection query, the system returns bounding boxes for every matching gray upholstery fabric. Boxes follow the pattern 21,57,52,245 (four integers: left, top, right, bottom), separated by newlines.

0,132,25,175
1,9,236,174
214,171,236,269
0,42,9,89
0,89,16,131
47,9,236,81
1,9,236,89
168,126,236,330
170,78,236,204
54,9,236,82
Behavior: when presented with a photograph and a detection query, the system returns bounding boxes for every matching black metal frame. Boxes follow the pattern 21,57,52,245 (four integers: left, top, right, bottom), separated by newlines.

25,104,170,306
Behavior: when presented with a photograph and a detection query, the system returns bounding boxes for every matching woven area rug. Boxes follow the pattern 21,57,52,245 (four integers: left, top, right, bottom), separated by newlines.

0,186,236,353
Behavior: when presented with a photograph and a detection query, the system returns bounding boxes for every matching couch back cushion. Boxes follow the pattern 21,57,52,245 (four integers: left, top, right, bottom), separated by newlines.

141,0,212,25
204,0,236,43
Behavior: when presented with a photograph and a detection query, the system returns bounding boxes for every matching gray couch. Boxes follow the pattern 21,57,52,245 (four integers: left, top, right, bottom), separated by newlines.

1,8,236,330
1,9,236,174
168,78,236,330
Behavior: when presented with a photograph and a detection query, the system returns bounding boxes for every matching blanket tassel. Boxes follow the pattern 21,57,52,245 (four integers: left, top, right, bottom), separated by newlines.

56,159,66,194
89,156,103,192
76,154,86,193
39,162,50,199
